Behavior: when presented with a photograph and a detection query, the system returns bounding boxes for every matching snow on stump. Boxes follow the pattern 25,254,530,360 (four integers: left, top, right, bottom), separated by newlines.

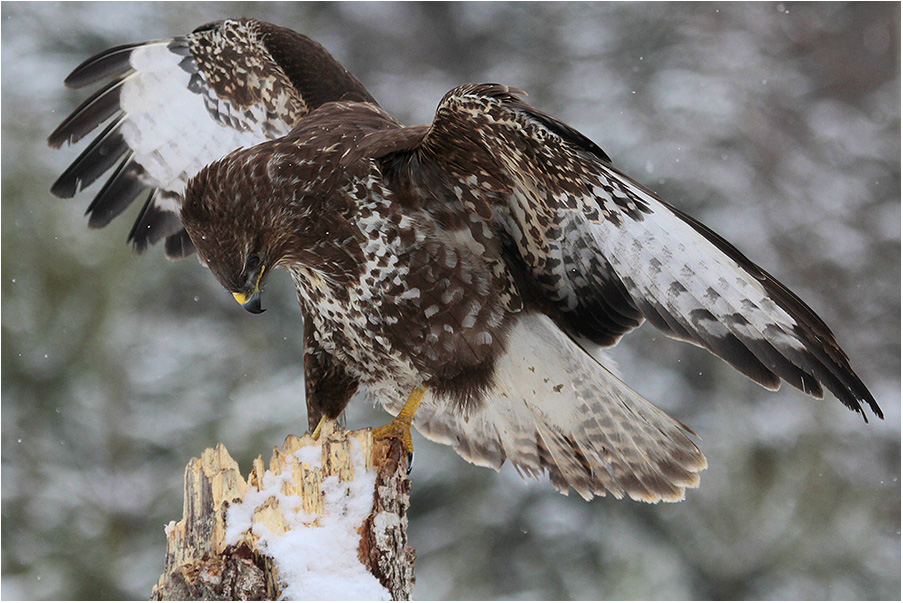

151,422,415,600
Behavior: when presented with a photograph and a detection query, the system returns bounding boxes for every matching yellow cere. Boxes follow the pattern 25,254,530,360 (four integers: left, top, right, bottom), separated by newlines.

232,265,265,304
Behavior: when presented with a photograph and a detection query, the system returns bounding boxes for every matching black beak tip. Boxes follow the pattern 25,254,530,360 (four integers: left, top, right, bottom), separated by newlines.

243,297,265,314
234,291,265,314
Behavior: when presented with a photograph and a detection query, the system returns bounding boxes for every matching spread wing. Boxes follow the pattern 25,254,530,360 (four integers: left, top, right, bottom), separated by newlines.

404,83,880,420
48,18,374,258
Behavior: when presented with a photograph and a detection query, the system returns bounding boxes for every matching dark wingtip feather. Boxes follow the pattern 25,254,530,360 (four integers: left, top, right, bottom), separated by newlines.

85,155,146,228
801,338,882,422
128,191,184,253
840,373,881,421
164,229,196,259
870,396,884,420
51,119,127,198
659,198,883,422
48,77,124,148
63,41,144,89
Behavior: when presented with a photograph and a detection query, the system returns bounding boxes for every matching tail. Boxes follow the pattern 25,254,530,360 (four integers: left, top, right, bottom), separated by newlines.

412,313,707,503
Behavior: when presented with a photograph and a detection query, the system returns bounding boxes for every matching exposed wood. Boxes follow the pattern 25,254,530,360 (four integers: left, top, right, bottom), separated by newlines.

151,422,415,600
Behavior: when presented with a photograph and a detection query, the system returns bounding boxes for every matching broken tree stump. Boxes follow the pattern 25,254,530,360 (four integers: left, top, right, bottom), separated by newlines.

151,422,415,600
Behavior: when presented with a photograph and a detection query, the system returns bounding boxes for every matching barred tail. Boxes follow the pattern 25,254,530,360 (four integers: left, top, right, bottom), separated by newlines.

413,313,707,503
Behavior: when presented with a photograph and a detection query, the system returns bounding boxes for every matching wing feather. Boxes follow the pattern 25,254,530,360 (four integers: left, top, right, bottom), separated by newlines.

163,229,196,260
127,190,184,252
85,154,146,228
50,18,372,256
413,83,880,419
48,76,127,148
51,116,128,197
62,41,146,88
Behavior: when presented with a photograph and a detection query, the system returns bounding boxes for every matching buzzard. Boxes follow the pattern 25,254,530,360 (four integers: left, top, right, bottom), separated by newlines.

50,18,881,503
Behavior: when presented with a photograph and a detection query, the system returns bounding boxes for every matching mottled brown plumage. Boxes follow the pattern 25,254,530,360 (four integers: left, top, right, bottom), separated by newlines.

48,18,372,257
52,20,880,503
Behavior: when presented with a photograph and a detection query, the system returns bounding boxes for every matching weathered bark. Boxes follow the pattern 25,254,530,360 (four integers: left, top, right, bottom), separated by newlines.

151,422,415,600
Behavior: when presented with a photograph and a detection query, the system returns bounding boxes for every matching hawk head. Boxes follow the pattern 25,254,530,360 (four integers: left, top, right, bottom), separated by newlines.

181,149,291,314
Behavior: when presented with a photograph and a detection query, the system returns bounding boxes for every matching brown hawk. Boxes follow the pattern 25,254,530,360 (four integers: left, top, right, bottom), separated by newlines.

50,18,881,503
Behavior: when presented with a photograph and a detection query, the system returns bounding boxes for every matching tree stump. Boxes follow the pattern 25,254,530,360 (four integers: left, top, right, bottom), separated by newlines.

151,422,415,600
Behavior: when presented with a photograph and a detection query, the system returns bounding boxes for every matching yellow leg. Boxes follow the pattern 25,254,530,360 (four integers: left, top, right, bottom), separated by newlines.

372,386,427,454
311,415,329,440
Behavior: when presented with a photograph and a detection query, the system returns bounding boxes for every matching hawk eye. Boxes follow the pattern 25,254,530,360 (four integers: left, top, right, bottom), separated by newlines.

246,253,262,272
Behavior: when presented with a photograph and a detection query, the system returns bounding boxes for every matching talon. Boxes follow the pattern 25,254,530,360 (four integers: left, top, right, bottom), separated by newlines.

372,419,415,472
372,386,426,469
311,415,328,440
372,419,414,453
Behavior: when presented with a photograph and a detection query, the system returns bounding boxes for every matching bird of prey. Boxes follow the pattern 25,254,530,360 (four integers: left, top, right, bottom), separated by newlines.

50,18,881,503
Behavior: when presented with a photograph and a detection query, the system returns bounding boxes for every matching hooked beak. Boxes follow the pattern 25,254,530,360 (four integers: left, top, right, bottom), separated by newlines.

232,265,266,314
232,289,265,314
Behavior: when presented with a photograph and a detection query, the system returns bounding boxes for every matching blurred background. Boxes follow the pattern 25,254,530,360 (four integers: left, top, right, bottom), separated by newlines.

2,2,899,599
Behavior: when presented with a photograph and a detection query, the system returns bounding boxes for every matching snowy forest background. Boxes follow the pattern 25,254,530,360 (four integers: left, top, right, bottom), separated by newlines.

2,2,900,599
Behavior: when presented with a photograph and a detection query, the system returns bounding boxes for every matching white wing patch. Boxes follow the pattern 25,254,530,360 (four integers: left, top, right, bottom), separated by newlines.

49,19,315,257
428,85,877,411
120,43,290,197
584,177,800,348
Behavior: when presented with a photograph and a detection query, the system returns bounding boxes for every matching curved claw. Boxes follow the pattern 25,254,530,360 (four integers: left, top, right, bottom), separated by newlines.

372,386,427,473
372,419,414,453
372,420,416,473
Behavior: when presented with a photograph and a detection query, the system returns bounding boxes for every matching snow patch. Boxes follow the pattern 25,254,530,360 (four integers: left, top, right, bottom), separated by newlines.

225,438,388,600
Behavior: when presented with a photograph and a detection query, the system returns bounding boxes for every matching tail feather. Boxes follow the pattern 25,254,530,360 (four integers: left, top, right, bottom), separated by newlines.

413,313,707,503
